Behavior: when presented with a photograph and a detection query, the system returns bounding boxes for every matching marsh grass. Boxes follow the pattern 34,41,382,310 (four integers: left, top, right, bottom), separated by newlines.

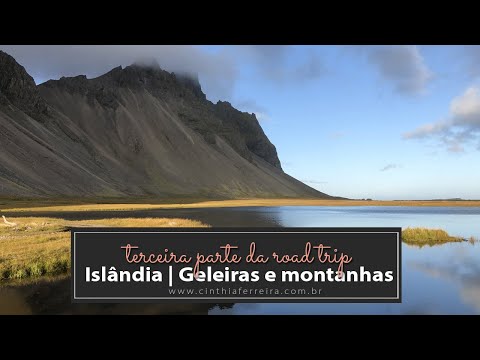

468,236,479,245
402,227,464,246
3,198,480,213
0,217,208,282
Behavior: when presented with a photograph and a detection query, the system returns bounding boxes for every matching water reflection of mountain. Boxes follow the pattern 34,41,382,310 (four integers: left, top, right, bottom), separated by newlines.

0,278,235,315
0,207,282,315
1,207,283,227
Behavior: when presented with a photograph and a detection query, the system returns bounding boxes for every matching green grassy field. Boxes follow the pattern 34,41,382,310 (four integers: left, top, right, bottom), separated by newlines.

0,217,207,281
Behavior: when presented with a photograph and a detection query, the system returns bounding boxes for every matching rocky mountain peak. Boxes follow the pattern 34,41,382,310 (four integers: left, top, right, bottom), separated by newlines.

0,50,48,115
41,60,208,103
122,63,206,100
0,50,326,198
175,72,205,100
213,99,281,170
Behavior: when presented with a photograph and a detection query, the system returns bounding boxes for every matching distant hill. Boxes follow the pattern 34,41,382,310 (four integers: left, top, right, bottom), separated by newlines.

0,50,329,199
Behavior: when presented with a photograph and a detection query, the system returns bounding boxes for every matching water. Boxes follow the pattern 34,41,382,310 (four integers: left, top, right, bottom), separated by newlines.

1,205,480,315
211,206,480,314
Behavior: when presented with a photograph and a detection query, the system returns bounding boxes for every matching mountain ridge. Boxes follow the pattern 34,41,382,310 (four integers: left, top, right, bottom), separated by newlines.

0,50,330,199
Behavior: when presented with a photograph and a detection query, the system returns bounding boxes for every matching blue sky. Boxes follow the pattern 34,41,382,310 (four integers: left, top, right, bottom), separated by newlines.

2,45,479,199
199,45,480,200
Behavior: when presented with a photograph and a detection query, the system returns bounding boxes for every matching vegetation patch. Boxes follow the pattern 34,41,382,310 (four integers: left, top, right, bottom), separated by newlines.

3,198,480,213
0,217,208,282
402,227,464,246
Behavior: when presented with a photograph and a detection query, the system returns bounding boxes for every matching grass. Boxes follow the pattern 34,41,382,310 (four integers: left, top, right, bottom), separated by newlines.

402,227,464,246
468,236,479,245
0,217,208,282
2,198,480,213
1,209,477,283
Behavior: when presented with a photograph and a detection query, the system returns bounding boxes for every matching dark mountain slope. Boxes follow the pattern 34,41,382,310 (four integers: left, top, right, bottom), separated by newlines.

0,51,329,198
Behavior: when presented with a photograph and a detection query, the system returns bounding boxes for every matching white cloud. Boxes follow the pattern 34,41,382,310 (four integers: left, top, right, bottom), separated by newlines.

233,45,325,84
404,85,480,152
0,45,237,102
0,45,327,103
403,121,450,139
380,163,401,172
367,45,433,95
450,86,480,125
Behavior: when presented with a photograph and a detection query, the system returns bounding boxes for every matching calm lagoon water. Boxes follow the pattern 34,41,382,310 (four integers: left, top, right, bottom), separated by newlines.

208,206,480,314
1,206,479,315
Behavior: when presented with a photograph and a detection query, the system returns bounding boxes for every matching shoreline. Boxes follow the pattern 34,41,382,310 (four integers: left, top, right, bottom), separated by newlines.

2,198,480,213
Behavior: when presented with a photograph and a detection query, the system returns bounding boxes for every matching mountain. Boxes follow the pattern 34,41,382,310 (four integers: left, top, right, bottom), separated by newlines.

0,50,329,199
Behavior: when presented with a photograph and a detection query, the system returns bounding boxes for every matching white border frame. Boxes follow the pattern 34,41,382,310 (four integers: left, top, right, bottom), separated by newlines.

73,231,400,301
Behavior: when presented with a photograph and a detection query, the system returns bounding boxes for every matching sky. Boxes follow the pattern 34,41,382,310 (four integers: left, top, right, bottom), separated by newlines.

1,45,479,200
